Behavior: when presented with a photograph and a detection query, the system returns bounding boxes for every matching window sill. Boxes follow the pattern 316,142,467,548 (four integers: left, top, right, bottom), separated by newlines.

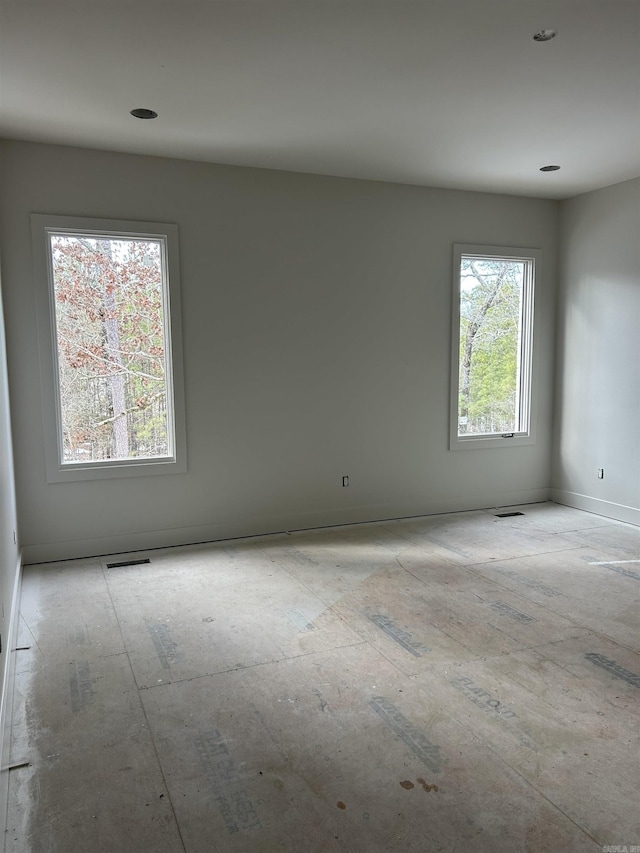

46,455,187,483
449,433,535,451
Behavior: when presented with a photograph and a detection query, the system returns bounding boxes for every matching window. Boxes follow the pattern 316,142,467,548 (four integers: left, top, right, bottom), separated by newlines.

32,214,186,481
450,244,538,449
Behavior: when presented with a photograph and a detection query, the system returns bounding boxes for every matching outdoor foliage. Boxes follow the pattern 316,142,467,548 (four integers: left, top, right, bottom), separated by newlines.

50,234,169,462
458,257,524,435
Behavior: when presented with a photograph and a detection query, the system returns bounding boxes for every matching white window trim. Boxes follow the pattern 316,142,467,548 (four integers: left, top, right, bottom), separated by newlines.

31,213,187,482
449,243,540,451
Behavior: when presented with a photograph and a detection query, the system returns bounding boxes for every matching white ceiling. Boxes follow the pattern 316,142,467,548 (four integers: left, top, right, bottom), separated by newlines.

1,0,638,199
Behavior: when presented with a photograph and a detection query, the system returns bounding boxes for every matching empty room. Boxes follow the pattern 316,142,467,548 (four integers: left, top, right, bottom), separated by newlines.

0,1,638,851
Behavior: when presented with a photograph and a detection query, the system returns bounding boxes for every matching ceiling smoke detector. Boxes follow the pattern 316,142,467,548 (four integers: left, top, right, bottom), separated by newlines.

130,108,158,120
533,29,557,42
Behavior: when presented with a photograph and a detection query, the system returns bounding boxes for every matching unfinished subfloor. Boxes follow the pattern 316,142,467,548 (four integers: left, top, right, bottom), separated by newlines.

5,502,640,852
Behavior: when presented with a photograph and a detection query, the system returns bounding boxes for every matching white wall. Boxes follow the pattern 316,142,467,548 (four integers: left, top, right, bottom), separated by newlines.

0,140,558,563
0,260,21,840
553,178,640,524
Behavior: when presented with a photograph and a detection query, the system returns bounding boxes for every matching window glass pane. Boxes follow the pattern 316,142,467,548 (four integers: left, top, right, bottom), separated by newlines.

458,256,526,436
49,233,170,463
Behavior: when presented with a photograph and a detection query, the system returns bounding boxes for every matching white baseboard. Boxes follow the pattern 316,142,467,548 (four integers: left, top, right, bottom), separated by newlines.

0,554,23,849
551,489,640,527
21,488,551,564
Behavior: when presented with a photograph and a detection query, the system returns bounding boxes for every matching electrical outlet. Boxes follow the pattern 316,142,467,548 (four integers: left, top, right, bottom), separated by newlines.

342,475,349,487
597,468,604,479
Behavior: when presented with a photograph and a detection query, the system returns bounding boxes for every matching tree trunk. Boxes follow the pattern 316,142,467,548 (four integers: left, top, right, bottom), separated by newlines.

97,241,129,458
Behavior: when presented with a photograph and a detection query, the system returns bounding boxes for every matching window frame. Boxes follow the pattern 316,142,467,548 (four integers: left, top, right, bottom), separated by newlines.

32,213,187,482
449,243,539,451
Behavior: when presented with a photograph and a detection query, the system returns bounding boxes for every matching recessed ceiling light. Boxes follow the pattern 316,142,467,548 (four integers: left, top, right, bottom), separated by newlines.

130,108,158,120
540,165,561,172
532,29,557,42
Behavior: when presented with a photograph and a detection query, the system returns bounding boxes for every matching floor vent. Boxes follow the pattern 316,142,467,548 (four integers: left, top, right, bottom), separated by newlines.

106,558,151,568
495,511,525,518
